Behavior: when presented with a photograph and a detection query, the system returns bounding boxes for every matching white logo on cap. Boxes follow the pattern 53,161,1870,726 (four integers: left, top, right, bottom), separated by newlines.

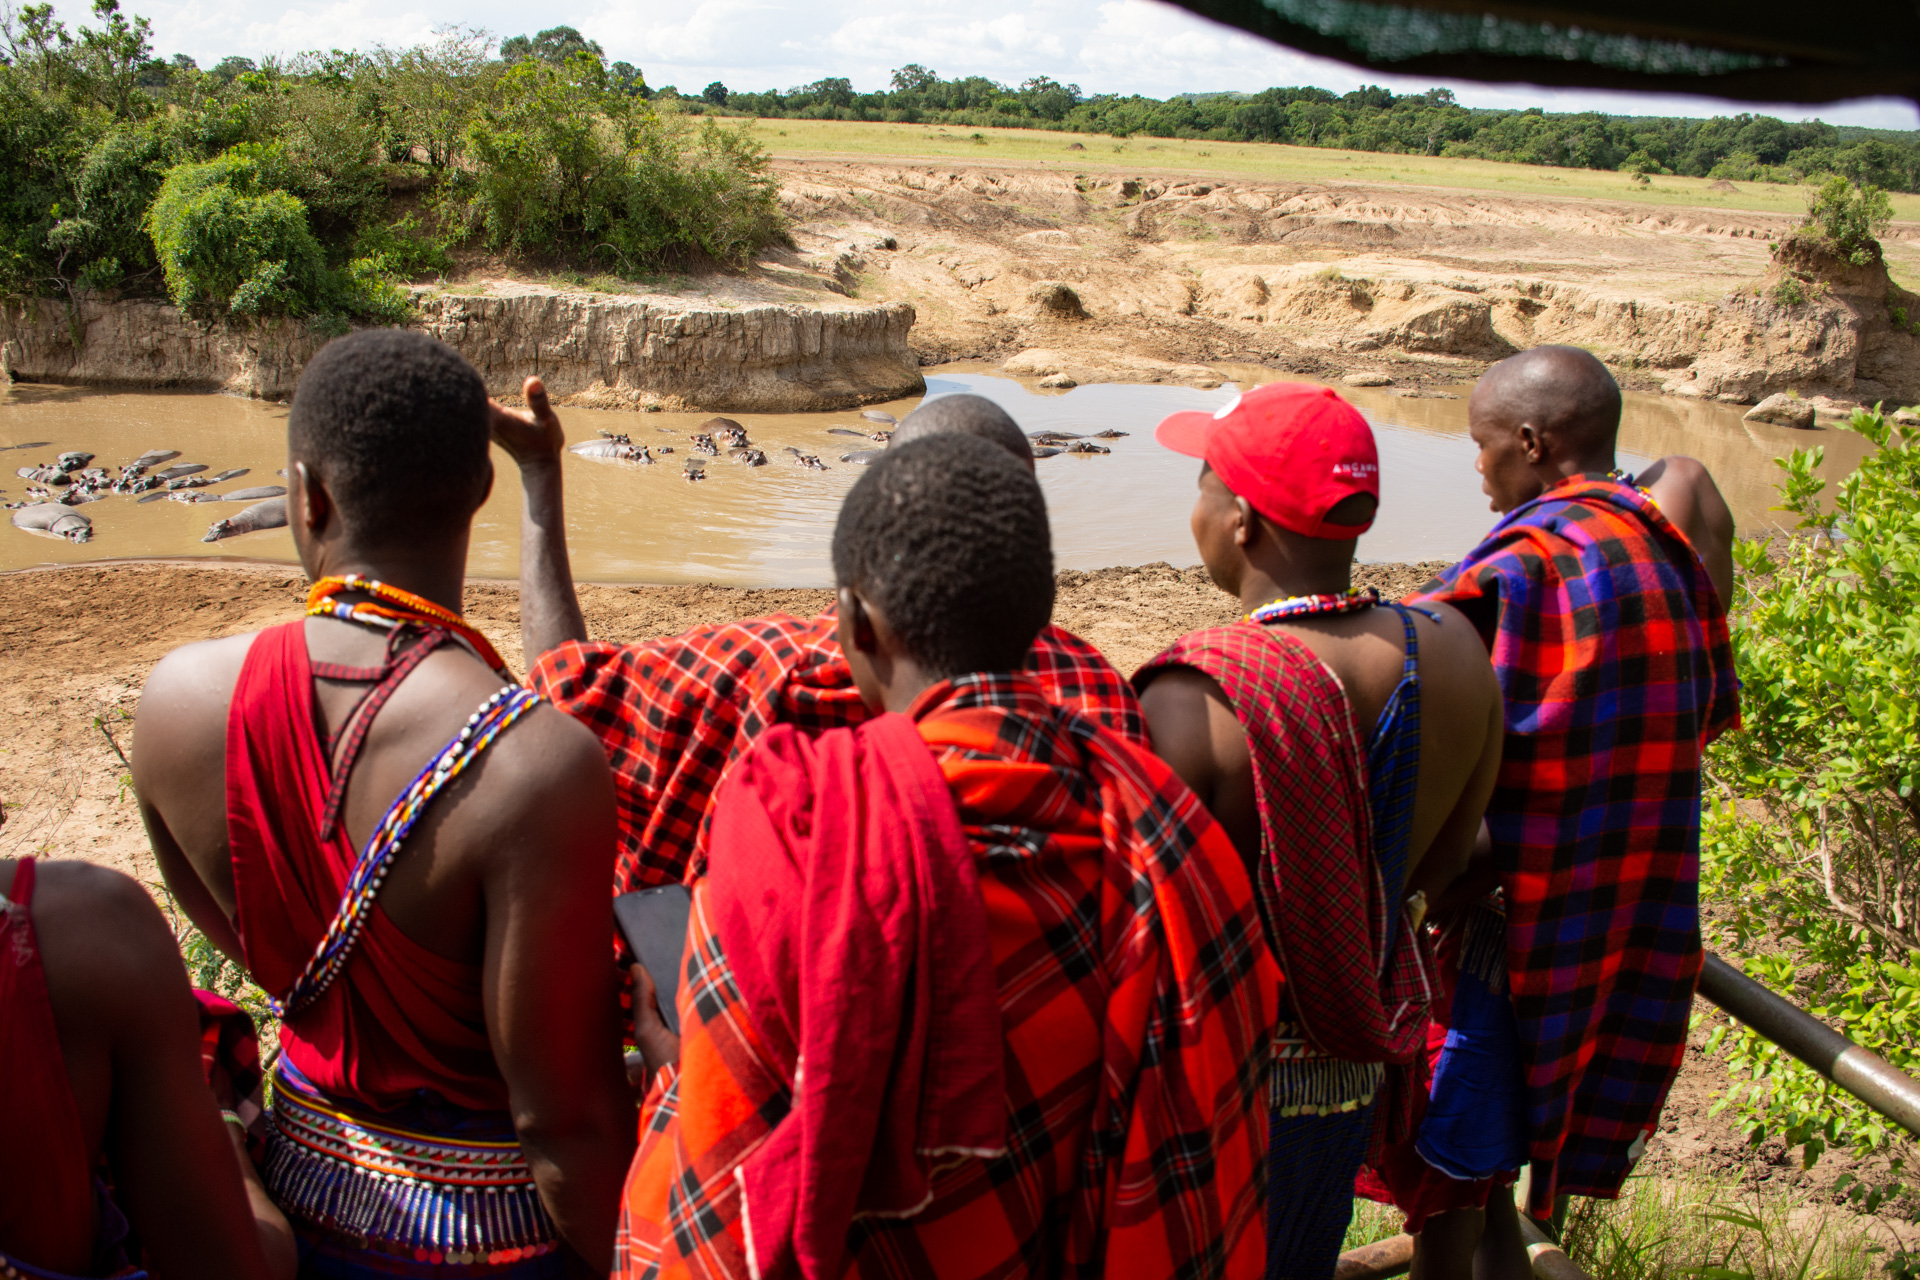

1332,461,1378,478
1212,394,1242,421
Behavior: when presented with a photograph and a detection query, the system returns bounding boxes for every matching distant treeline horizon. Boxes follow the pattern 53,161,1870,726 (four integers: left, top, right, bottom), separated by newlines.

678,67,1920,193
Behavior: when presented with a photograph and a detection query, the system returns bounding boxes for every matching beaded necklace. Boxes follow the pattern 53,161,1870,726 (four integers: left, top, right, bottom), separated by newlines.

271,683,542,1018
1246,586,1381,625
306,573,508,677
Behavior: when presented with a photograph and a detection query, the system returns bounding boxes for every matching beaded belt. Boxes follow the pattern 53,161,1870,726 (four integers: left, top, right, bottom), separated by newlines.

265,1068,558,1268
1269,1019,1386,1117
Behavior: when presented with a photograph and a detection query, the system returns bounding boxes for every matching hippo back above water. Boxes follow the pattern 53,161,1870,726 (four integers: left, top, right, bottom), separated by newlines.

202,496,288,543
12,502,91,542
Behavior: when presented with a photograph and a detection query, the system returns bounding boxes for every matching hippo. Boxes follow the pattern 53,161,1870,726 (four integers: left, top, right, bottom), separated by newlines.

123,449,180,476
683,460,707,483
701,417,750,448
12,501,91,542
16,465,71,485
1063,441,1111,455
1030,447,1063,458
202,497,287,542
784,447,827,470
1028,430,1085,442
1,441,51,452
114,475,160,495
1092,430,1129,439
56,451,93,471
569,438,654,464
861,410,898,425
731,448,767,467
690,434,718,456
153,463,208,482
215,485,288,502
840,449,886,465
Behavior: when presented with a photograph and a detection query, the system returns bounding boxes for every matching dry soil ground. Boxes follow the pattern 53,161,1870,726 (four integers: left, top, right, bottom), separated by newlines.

450,120,1920,413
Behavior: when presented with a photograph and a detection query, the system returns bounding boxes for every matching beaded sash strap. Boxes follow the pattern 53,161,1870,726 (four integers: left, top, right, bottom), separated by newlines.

266,1068,557,1267
270,684,543,1019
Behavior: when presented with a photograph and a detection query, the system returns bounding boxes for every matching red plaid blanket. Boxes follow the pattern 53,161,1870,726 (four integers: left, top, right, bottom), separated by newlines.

1416,474,1738,1203
1136,622,1430,1070
528,613,1147,893
615,674,1276,1280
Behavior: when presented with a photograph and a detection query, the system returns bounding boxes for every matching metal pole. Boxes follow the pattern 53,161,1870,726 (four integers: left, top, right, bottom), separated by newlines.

1697,952,1920,1139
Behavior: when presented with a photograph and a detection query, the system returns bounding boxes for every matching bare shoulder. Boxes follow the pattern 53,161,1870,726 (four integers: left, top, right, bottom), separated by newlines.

1410,602,1499,693
468,700,616,822
28,861,186,1013
136,632,259,739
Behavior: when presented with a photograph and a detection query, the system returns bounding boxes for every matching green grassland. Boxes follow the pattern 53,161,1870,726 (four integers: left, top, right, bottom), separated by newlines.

758,118,1920,223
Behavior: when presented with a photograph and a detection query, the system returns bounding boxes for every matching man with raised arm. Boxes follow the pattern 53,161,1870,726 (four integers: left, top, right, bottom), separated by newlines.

490,387,1147,894
1364,346,1740,1278
0,854,295,1280
615,434,1277,1280
132,330,635,1278
1130,383,1506,1280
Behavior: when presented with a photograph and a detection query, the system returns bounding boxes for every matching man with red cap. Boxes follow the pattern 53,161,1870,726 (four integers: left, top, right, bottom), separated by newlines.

1134,382,1505,1280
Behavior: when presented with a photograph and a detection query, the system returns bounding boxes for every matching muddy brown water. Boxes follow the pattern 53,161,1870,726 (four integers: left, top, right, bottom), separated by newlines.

0,368,1874,584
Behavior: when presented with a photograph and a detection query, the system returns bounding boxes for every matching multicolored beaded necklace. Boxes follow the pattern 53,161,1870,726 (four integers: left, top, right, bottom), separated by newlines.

271,682,542,1019
306,573,508,678
1246,586,1381,625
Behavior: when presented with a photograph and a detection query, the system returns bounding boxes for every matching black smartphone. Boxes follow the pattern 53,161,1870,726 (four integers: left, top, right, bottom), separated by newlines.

613,884,694,1035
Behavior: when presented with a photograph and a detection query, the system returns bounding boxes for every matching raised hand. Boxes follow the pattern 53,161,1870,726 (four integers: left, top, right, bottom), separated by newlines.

489,376,566,467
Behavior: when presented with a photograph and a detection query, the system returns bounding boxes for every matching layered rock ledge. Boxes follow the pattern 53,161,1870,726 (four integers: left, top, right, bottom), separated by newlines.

0,291,926,412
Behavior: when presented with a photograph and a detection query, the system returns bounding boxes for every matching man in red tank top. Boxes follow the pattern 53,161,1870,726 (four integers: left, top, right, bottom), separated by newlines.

487,388,1150,893
0,854,294,1279
132,331,635,1277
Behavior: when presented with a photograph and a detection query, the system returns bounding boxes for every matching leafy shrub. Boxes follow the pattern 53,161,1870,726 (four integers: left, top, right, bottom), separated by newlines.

1705,405,1920,1174
1769,278,1805,307
148,146,329,315
458,56,784,272
1803,175,1896,267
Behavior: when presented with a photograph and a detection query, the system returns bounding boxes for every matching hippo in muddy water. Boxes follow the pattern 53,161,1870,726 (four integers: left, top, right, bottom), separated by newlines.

16,464,71,485
690,434,719,456
784,447,828,470
570,438,655,464
12,502,91,542
153,463,208,482
840,448,887,465
202,496,287,542
862,410,898,425
701,417,750,448
731,448,768,467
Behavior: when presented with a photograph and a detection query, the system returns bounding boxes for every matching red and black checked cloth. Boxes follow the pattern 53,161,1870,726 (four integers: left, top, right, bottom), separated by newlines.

1136,622,1431,1070
614,674,1278,1280
1417,474,1738,1203
527,612,1148,893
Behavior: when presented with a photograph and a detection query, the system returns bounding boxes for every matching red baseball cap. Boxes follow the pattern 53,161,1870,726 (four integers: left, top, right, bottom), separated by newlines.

1155,382,1379,538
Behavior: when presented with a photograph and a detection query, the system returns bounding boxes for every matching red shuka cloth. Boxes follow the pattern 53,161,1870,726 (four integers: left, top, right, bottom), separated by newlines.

0,858,97,1276
226,619,508,1112
527,613,1148,896
704,712,1004,1280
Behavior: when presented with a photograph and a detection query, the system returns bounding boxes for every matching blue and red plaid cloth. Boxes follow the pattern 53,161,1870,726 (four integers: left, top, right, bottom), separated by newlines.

527,613,1147,894
1416,473,1738,1204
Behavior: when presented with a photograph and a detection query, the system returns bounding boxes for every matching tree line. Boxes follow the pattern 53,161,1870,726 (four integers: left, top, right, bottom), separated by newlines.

694,68,1920,193
0,8,784,323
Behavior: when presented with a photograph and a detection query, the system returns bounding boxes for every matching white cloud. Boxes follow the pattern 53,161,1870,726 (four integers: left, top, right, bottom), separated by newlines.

57,0,1920,128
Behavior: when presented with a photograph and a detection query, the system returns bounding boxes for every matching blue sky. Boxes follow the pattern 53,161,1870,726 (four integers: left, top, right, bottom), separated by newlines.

93,0,1920,129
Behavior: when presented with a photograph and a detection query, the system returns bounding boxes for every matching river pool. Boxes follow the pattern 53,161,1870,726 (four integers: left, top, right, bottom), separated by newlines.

0,368,1873,585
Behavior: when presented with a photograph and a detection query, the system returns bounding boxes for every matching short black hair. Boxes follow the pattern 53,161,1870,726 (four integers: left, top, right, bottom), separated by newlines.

832,434,1054,677
891,394,1034,465
288,330,492,547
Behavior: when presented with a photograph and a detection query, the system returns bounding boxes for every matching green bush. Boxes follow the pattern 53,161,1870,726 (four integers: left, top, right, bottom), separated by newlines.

458,55,784,272
1705,404,1920,1181
1803,175,1896,266
148,146,330,315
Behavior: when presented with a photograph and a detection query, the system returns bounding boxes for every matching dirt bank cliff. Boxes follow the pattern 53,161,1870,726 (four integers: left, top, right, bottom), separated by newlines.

0,290,926,412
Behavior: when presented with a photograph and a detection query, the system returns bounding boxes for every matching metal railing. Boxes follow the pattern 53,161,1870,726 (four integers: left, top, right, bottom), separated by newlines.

1330,948,1920,1280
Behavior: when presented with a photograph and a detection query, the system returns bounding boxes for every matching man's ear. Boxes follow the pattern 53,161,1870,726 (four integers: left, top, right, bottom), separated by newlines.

1516,423,1544,464
838,585,878,656
294,461,332,534
1233,495,1259,548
